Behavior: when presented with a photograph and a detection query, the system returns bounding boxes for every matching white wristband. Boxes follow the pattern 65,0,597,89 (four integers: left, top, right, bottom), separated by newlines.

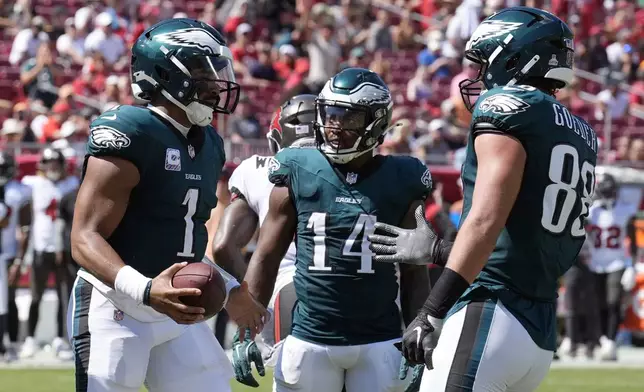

114,266,152,304
210,263,240,307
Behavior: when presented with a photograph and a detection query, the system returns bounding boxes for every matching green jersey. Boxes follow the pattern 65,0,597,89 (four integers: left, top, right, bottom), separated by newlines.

450,86,598,351
85,105,225,277
268,148,431,345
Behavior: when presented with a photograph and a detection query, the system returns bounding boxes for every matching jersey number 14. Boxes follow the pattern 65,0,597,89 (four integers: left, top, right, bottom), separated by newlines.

542,144,595,237
307,212,376,274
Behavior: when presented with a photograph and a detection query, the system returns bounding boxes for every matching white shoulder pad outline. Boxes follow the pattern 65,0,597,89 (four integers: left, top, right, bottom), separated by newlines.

89,125,132,150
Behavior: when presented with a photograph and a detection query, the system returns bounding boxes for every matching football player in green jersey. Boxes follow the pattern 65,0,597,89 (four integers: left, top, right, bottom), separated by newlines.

368,7,598,392
243,68,432,392
69,19,267,392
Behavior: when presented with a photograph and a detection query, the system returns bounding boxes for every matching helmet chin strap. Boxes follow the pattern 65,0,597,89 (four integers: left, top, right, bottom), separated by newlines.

161,89,213,127
323,145,375,165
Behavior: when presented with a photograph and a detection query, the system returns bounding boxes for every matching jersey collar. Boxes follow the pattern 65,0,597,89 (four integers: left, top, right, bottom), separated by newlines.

147,105,191,137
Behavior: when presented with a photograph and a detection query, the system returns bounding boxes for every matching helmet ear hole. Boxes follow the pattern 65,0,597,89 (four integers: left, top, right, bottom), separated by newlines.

505,53,520,71
154,65,170,82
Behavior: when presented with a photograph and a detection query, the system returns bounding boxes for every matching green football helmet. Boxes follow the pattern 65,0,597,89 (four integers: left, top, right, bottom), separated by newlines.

131,18,240,126
315,67,393,164
460,7,575,112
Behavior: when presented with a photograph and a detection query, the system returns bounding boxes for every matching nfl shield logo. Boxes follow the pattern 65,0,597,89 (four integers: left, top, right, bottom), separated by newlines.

346,172,358,184
188,145,195,159
113,309,124,321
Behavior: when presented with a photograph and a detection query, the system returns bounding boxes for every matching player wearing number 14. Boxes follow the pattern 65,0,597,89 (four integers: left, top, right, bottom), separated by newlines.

244,68,432,392
69,19,266,392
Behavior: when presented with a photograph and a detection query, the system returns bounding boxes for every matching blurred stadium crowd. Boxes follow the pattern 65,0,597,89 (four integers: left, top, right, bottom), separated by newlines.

0,0,643,364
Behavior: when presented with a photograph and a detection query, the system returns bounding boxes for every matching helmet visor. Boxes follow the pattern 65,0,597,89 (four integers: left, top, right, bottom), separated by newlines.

186,55,241,114
318,104,368,133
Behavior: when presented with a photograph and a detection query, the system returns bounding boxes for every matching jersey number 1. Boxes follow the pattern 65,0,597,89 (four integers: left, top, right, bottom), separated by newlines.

541,144,595,237
178,188,199,258
308,212,376,274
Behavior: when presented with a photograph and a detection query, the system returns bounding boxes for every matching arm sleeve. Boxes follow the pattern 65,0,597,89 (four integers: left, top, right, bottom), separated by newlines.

87,117,150,175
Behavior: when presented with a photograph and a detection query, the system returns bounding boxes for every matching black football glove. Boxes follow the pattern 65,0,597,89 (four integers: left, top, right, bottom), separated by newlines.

401,311,444,370
368,205,449,266
232,328,265,387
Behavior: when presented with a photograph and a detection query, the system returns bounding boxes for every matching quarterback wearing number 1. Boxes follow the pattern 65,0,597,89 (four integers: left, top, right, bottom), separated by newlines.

368,7,598,392
69,19,267,392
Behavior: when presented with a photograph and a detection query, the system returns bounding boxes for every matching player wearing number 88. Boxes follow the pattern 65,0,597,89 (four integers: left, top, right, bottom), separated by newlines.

68,19,267,392
244,68,432,392
367,7,599,392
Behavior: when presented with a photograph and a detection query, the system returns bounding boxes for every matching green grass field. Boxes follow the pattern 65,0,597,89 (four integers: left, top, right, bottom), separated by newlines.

2,368,644,392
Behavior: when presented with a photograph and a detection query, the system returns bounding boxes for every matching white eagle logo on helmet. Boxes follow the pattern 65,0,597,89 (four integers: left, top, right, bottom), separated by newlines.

154,28,225,56
467,21,523,49
90,126,131,149
478,94,530,116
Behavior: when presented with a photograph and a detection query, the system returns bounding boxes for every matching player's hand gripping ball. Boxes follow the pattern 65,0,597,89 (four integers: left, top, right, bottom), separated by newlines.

172,262,227,319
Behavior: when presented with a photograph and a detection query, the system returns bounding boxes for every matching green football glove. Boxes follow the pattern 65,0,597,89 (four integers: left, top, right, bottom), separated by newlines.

399,357,424,392
232,328,265,388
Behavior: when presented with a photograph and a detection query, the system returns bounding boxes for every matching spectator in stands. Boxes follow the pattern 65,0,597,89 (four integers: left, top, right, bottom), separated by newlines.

274,44,298,81
56,17,85,65
413,119,451,165
9,15,49,66
355,9,393,52
595,77,630,120
223,0,250,36
248,43,279,82
339,46,366,71
304,16,341,93
11,102,36,143
407,66,433,102
606,29,632,68
230,23,256,77
1,119,25,146
557,78,587,114
20,41,60,109
417,30,452,79
199,2,218,29
368,50,392,84
628,138,644,164
100,75,121,111
392,10,419,50
612,135,632,162
629,67,644,113
380,119,413,155
226,95,262,143
577,34,610,74
48,6,67,42
84,12,126,69
128,3,160,47
41,100,72,143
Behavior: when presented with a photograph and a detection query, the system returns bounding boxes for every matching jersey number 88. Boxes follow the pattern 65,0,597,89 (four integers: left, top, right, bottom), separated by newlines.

541,144,595,237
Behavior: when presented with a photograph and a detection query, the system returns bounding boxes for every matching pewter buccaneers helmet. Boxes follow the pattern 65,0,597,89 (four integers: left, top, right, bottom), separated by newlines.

130,18,241,126
267,94,317,155
460,7,575,111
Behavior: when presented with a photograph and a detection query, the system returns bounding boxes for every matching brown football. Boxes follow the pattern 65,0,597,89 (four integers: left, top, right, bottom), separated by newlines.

172,262,226,319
